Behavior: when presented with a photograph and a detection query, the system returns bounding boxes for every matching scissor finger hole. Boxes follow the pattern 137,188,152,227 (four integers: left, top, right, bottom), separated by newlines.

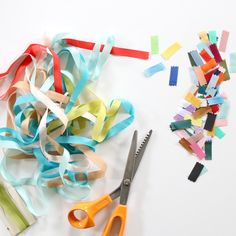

108,217,122,236
73,209,88,221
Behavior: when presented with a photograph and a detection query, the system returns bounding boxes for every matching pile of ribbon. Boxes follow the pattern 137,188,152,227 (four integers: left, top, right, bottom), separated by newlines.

0,34,149,218
170,30,230,182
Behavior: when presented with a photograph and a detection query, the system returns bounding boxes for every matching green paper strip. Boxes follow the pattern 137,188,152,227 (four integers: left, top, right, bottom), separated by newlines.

150,35,159,55
188,52,197,66
170,119,192,131
209,30,217,44
214,127,225,139
205,141,212,160
220,59,230,81
0,183,29,233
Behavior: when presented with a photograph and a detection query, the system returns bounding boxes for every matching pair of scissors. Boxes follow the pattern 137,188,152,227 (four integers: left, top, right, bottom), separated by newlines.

68,130,152,236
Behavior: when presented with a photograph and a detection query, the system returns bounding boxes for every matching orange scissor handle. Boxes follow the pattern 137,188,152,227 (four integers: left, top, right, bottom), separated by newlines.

68,194,113,229
102,204,127,236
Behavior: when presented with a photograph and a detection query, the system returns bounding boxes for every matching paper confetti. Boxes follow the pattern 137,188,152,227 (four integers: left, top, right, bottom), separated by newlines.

161,42,182,60
169,66,179,86
144,62,165,77
229,52,236,73
170,30,230,181
219,30,229,52
188,162,205,182
150,35,159,55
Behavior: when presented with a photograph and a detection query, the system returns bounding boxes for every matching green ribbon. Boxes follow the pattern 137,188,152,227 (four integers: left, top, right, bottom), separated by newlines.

0,182,29,233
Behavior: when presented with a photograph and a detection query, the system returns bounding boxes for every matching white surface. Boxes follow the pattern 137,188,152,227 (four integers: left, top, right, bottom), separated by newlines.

1,0,236,235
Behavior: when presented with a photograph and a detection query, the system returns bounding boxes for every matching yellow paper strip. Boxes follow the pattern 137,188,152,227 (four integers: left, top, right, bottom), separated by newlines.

198,31,209,43
185,92,202,108
161,42,182,60
184,115,202,127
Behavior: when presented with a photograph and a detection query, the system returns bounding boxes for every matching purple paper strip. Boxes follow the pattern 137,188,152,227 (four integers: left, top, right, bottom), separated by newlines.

174,114,184,121
185,105,196,113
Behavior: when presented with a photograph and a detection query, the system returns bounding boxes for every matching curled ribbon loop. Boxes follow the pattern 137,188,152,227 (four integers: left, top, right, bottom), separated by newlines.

0,35,137,215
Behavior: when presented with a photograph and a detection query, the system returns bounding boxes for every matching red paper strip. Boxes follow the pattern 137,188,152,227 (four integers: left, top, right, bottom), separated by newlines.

65,39,149,60
200,49,212,62
209,44,222,63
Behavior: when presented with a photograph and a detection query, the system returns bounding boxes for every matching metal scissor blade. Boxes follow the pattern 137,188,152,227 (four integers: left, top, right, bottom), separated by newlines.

119,130,137,205
132,130,152,180
121,130,138,182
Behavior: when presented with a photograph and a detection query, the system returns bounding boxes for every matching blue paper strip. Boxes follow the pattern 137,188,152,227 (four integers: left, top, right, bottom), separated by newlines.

169,66,179,86
144,62,165,77
190,50,204,66
207,96,224,105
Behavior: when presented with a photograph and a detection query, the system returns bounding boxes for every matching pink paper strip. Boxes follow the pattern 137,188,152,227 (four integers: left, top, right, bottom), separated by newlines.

194,66,207,86
175,130,191,139
215,119,228,127
197,137,207,149
190,142,206,160
219,30,229,52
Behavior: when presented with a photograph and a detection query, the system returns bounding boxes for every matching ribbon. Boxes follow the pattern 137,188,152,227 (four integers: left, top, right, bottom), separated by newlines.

0,35,138,215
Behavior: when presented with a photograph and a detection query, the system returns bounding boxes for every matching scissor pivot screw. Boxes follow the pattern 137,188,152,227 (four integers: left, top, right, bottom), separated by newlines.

123,179,131,186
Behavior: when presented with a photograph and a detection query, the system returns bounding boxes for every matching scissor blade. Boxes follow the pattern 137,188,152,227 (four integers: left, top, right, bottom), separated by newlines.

119,130,137,205
132,130,152,180
121,130,138,182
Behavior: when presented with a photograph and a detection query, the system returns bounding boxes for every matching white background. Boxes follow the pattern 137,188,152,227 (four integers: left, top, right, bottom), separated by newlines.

1,0,236,235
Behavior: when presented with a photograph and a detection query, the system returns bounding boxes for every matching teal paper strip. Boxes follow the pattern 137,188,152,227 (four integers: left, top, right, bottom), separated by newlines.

170,119,192,131
209,30,217,44
205,141,212,160
214,127,225,139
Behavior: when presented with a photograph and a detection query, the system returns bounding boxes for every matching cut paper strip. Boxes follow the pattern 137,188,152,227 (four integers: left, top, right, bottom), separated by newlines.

198,31,209,43
219,30,229,52
188,162,205,182
229,53,236,73
194,66,206,86
174,114,184,121
200,166,208,176
179,138,193,153
184,115,202,127
215,119,228,127
188,52,197,66
150,35,159,55
214,127,225,139
209,44,222,63
207,96,224,105
169,66,179,86
201,58,217,73
200,49,212,62
185,92,202,108
189,142,206,160
209,30,217,44
205,141,212,160
185,105,196,113
220,60,230,80
161,42,182,60
204,113,217,131
189,50,204,66
197,42,214,57
175,130,191,140
144,62,165,77
170,120,192,131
